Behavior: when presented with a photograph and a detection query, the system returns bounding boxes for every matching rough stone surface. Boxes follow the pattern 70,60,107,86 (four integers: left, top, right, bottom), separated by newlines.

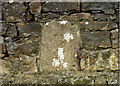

2,2,25,22
82,31,111,50
40,20,80,72
42,2,80,13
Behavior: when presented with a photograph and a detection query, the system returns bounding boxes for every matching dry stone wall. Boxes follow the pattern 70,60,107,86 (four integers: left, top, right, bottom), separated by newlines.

0,1,119,84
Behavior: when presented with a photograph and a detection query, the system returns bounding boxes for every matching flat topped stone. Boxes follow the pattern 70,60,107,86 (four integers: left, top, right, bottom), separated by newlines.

39,20,80,72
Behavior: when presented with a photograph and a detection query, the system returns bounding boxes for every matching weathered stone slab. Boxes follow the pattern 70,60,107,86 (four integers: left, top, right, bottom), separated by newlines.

78,21,117,31
81,31,111,50
111,29,118,48
82,2,118,14
40,20,80,72
2,2,25,22
42,2,80,13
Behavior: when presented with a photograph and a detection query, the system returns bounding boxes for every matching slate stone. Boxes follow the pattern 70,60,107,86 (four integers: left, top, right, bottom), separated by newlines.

2,2,26,22
82,2,118,14
42,2,80,13
92,14,114,21
17,22,41,39
81,31,111,50
78,21,117,31
14,40,39,57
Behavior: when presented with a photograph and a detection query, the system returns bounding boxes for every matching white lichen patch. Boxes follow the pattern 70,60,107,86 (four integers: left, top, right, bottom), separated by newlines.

111,29,118,33
64,33,74,42
58,48,64,60
74,52,77,58
85,22,89,25
77,30,80,37
52,48,68,69
59,21,68,24
9,0,14,3
63,62,68,68
52,58,60,67
45,22,49,25
57,69,59,71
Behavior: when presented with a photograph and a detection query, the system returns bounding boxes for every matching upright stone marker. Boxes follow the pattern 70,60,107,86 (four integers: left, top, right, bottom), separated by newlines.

40,20,80,72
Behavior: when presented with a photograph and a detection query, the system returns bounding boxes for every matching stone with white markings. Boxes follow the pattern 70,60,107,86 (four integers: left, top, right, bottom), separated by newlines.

39,20,80,72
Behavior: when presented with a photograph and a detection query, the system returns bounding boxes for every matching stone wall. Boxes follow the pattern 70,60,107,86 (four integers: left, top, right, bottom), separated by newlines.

0,1,119,84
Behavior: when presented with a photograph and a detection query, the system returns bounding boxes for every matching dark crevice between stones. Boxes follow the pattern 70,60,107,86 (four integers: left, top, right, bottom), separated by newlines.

80,10,92,13
114,8,119,28
81,47,113,51
109,32,113,49
80,2,82,12
12,25,20,42
23,2,35,23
